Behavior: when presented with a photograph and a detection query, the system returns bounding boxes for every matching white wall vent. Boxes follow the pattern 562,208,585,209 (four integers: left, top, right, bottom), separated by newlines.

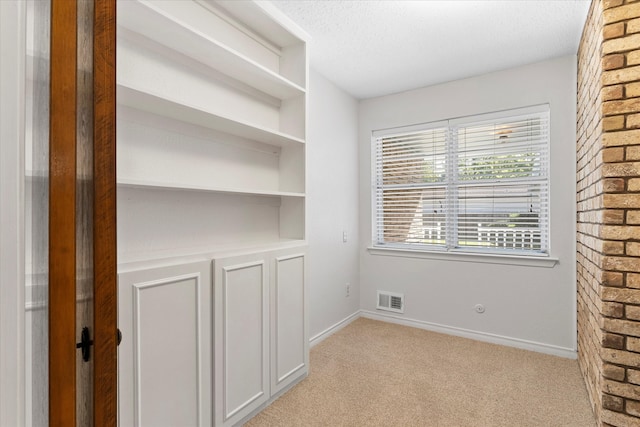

376,291,404,314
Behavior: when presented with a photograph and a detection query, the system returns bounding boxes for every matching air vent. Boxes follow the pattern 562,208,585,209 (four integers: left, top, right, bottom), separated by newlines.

377,291,404,314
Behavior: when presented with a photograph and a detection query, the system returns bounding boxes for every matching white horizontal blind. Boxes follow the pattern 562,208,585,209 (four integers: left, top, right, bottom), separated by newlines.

374,126,449,248
373,106,550,255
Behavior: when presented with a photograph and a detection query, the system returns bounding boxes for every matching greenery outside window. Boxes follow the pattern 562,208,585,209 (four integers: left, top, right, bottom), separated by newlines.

373,105,550,256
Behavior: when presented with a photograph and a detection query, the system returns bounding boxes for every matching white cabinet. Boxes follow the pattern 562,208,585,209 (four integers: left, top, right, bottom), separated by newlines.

117,247,307,427
118,261,212,427
213,247,307,427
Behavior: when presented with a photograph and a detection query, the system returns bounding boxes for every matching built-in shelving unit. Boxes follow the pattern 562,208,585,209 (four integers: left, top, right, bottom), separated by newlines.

116,2,309,425
116,0,308,267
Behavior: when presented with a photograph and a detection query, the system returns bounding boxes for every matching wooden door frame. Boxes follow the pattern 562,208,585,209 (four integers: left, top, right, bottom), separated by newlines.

49,0,78,424
93,0,117,425
49,0,117,425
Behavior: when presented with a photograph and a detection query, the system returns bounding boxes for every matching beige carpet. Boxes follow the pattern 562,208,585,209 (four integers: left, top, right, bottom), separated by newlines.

246,318,595,427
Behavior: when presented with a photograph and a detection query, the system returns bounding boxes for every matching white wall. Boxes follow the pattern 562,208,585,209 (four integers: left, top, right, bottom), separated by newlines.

0,1,25,425
307,69,360,339
358,56,578,355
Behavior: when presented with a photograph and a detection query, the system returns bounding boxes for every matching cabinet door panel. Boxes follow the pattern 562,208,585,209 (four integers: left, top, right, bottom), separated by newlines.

118,261,212,427
214,256,269,426
271,251,308,395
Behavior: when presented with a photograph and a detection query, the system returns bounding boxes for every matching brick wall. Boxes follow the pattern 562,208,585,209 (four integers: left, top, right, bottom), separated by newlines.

577,0,604,422
577,1,640,426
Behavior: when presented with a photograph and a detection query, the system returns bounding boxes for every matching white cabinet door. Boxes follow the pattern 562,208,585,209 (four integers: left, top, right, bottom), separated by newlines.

213,254,270,427
118,261,212,427
270,249,308,395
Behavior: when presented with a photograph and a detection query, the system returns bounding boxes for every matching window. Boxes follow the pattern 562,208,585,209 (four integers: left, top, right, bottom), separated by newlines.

373,105,549,256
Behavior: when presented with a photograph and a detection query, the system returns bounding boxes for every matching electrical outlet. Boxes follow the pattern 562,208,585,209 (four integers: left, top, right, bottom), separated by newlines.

342,230,348,243
346,282,350,297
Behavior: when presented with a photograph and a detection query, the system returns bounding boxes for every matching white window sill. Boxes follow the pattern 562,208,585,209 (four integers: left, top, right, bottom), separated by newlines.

367,246,559,268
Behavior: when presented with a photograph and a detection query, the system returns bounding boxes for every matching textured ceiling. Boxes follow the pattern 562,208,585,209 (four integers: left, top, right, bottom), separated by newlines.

270,0,591,99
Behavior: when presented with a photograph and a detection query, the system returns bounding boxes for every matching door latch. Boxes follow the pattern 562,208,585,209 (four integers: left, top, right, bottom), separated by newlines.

76,327,122,362
76,327,93,362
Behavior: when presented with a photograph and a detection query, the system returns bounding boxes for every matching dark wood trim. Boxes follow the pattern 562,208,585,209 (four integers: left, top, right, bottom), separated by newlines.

49,0,77,425
93,0,118,425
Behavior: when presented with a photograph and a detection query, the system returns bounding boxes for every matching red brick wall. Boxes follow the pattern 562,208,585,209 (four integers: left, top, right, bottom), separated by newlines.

578,1,640,425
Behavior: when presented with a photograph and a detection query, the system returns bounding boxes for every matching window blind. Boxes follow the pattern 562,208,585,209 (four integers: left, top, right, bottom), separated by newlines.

373,106,550,255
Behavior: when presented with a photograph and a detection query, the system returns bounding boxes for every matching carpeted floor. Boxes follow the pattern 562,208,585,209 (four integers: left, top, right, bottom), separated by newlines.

245,317,596,426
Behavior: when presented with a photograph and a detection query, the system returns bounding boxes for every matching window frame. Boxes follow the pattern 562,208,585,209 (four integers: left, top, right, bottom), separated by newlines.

370,104,553,263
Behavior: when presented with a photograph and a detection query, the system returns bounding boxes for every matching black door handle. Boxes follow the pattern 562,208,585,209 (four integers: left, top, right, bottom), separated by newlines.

76,327,93,362
76,327,122,363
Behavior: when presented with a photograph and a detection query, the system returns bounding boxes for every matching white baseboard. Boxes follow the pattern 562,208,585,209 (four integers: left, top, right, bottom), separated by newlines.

308,309,577,359
309,311,360,348
360,310,577,359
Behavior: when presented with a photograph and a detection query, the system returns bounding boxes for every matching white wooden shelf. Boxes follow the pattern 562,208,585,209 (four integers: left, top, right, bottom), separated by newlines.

118,178,305,199
117,84,305,148
117,0,305,101
213,1,309,48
